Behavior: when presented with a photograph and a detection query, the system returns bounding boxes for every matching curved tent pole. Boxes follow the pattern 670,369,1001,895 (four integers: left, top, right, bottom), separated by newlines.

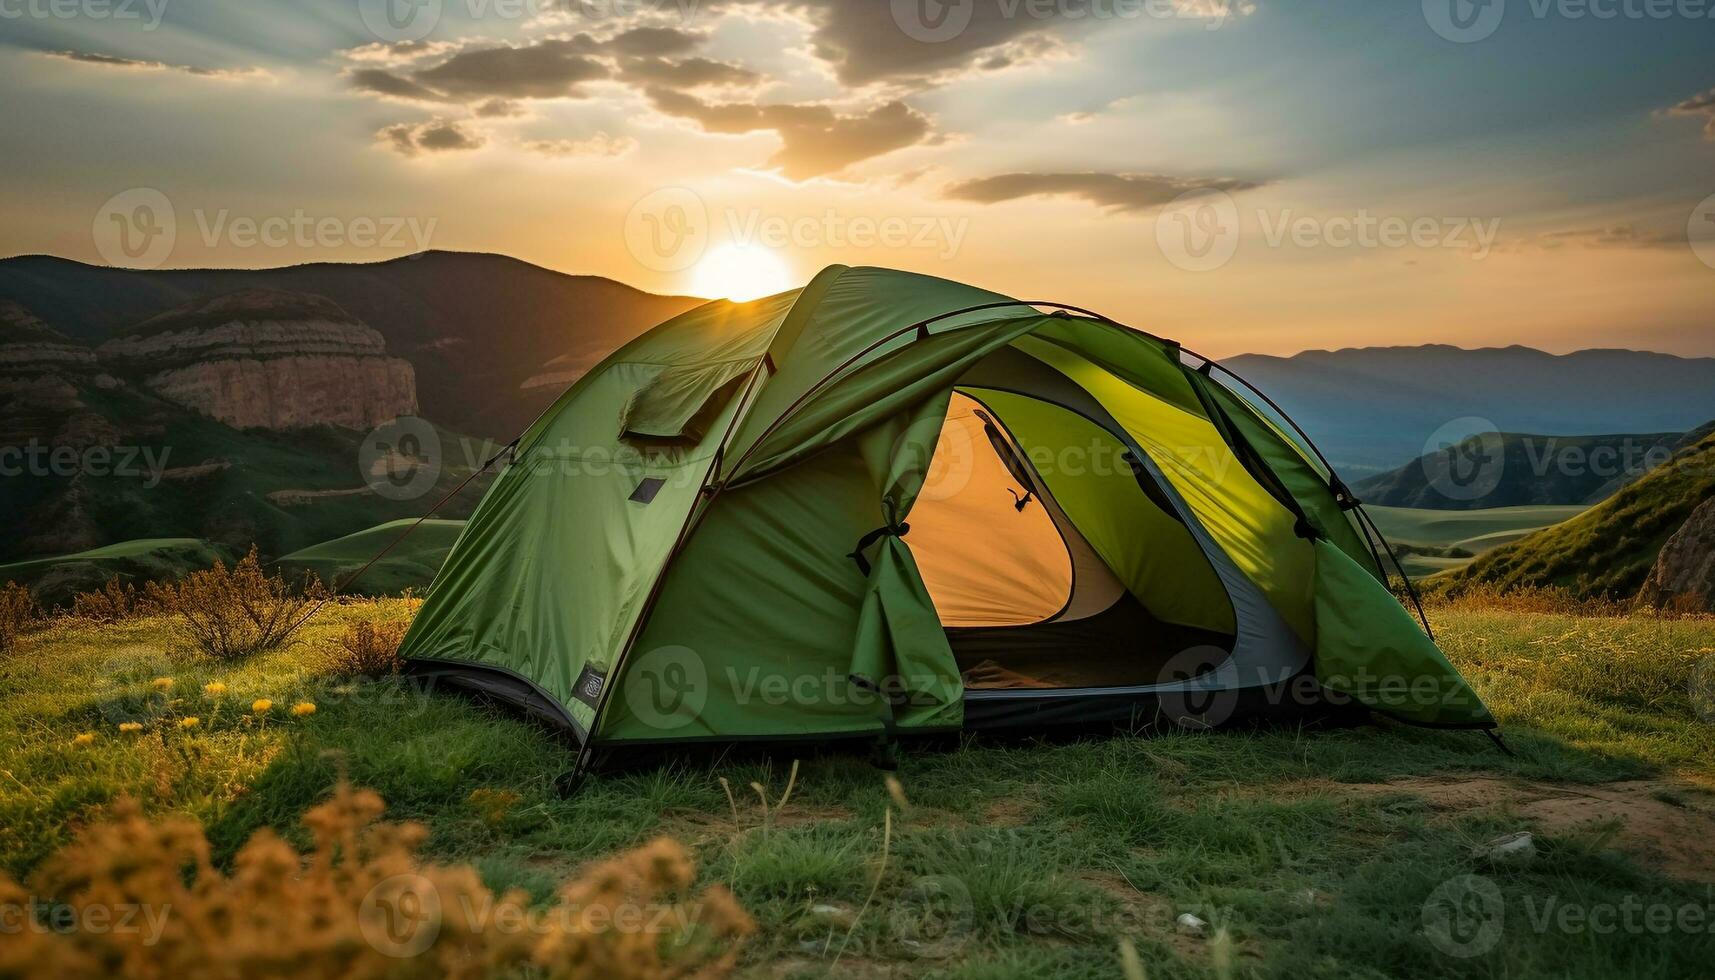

1177,351,1435,639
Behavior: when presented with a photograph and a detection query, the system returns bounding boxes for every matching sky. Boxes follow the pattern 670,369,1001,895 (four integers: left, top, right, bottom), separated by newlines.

0,0,1711,358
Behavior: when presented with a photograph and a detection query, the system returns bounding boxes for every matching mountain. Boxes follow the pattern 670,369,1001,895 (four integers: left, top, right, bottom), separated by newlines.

1352,430,1684,510
1222,345,1715,475
0,251,703,439
1435,427,1715,600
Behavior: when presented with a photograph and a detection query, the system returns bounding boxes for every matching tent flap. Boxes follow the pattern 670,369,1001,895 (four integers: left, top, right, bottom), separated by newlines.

846,391,965,730
1311,539,1494,727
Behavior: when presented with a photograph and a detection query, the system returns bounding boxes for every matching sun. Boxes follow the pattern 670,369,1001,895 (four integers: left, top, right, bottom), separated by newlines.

689,243,793,302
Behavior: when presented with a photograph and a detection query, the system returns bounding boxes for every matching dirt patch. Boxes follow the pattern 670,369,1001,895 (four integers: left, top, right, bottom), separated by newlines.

982,797,1036,827
662,804,856,843
1333,777,1715,882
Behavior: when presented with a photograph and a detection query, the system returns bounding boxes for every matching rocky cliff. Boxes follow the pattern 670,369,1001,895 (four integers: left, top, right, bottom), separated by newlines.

1636,495,1715,611
97,289,416,430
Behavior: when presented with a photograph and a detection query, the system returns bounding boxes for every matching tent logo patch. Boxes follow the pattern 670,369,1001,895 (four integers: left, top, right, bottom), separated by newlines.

572,664,606,711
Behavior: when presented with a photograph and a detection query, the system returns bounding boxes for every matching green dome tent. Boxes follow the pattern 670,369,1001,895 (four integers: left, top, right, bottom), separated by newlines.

399,266,1493,767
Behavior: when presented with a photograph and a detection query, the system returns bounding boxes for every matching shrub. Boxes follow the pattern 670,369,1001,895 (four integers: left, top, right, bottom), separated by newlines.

7,782,752,979
70,577,170,623
331,618,411,677
0,580,38,654
155,547,326,661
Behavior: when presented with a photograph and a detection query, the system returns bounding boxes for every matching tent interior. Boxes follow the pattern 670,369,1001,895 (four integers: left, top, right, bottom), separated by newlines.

911,347,1240,692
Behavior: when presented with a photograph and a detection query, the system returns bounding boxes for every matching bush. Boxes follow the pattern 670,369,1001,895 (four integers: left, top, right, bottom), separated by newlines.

6,782,752,979
331,619,411,678
0,581,38,653
154,547,326,661
70,577,170,623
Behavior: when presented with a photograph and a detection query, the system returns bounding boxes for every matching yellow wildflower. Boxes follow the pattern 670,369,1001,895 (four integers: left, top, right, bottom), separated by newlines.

252,698,273,714
118,722,143,733
179,717,200,730
291,702,317,717
72,732,96,746
151,677,174,691
203,682,227,696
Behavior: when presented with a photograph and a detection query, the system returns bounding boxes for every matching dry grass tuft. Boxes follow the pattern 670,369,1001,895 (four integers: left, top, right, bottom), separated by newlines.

4,782,752,979
70,577,171,623
331,618,411,677
150,547,326,661
0,580,38,654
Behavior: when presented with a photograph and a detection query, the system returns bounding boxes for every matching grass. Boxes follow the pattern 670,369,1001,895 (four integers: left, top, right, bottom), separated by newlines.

1366,505,1585,578
2,602,1713,977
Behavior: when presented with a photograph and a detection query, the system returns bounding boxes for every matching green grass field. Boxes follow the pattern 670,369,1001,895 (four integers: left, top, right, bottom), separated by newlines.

1365,505,1586,578
3,602,1713,977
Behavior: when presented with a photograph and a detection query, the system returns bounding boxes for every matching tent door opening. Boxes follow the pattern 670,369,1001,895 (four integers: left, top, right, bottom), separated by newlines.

911,390,1237,691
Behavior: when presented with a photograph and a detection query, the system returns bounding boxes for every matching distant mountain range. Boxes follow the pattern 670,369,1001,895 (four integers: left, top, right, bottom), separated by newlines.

0,251,701,439
1223,346,1715,475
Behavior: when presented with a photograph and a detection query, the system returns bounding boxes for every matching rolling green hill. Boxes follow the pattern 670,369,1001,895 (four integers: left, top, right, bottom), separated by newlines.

1365,504,1585,578
275,518,466,596
1436,429,1715,599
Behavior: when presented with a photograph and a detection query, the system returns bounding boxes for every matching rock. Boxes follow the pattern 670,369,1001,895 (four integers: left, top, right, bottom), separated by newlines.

1635,495,1715,612
807,903,856,929
1478,831,1536,865
97,289,417,431
1175,912,1207,936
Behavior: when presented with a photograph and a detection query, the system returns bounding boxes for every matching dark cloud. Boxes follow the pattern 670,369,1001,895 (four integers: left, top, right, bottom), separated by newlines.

378,119,486,156
602,26,705,57
943,172,1262,212
43,49,267,80
411,39,610,99
348,67,447,102
646,88,932,179
1663,86,1715,140
617,56,759,89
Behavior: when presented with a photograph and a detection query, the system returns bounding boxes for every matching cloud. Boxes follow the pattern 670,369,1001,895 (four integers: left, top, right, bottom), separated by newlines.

781,0,1250,87
1529,225,1682,250
42,49,270,81
349,67,448,102
616,56,760,89
601,26,705,57
410,39,610,100
943,171,1261,212
1662,86,1715,140
378,119,486,156
341,40,458,66
646,88,933,179
522,132,638,157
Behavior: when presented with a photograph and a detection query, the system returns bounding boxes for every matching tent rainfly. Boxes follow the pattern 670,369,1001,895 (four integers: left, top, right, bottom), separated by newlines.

399,266,1494,773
